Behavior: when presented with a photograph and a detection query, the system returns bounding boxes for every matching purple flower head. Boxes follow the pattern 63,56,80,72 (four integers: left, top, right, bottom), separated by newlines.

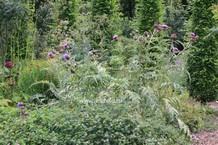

113,35,118,41
138,36,144,42
8,82,14,87
190,32,196,37
62,53,70,60
17,102,23,108
48,52,55,58
158,24,168,30
190,32,199,42
4,61,14,69
172,47,179,53
62,42,68,49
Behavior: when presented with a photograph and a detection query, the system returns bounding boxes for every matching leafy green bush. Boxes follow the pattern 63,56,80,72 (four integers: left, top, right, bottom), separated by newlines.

164,0,188,41
18,60,59,101
187,0,218,103
0,102,191,144
59,0,78,26
90,0,121,50
119,0,136,19
177,92,205,132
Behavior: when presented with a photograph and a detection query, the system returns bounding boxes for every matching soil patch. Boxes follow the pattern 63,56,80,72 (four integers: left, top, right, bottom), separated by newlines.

191,101,218,145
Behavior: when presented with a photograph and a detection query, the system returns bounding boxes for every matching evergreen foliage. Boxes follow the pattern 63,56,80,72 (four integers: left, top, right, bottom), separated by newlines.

120,0,136,19
164,0,187,41
59,0,77,26
91,0,113,16
90,0,121,50
187,0,218,103
137,0,163,33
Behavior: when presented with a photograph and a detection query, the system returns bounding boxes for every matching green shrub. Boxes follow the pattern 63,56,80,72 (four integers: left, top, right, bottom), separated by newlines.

0,103,191,144
177,92,205,132
59,0,78,26
90,0,121,50
164,0,187,41
18,60,59,101
119,0,136,19
187,0,218,103
136,0,164,33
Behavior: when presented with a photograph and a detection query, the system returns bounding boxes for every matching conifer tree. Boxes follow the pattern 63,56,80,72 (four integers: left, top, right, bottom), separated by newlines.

137,0,163,33
187,0,218,103
90,0,121,50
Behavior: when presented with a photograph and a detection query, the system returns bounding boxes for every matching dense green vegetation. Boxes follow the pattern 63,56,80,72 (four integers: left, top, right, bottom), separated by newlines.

187,0,218,103
0,0,217,144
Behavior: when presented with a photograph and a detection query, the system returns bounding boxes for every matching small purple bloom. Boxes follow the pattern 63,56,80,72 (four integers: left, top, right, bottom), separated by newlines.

158,24,168,30
4,61,14,68
48,52,55,58
63,53,70,60
113,35,118,41
172,47,179,53
62,43,68,49
190,32,196,37
17,102,23,108
138,36,144,42
190,32,199,42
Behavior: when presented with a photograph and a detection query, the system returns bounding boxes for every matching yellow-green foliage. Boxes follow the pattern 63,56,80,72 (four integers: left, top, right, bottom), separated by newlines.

178,92,205,132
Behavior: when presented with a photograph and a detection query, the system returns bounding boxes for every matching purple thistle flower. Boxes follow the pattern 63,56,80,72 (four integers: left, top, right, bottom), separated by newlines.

4,61,14,69
17,102,23,108
62,53,70,60
62,43,68,49
113,35,118,41
172,47,179,53
158,24,168,30
190,32,196,37
48,52,55,58
138,36,144,42
190,32,199,42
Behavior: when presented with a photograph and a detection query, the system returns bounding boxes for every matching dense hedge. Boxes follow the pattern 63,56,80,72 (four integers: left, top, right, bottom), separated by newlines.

187,0,218,103
0,104,190,144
